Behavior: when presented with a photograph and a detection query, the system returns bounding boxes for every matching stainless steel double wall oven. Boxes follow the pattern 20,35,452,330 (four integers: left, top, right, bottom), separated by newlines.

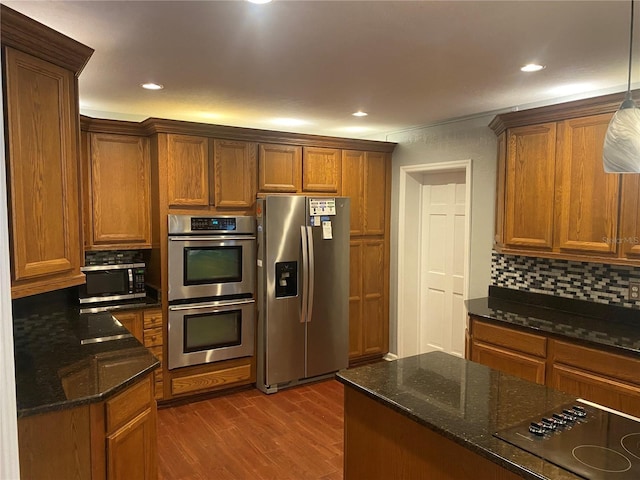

167,215,256,370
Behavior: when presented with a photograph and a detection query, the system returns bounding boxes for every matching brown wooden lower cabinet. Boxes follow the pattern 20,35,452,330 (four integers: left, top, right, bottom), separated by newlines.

471,341,546,385
344,387,521,480
112,308,164,401
18,375,157,480
468,316,640,417
549,364,640,418
348,238,388,364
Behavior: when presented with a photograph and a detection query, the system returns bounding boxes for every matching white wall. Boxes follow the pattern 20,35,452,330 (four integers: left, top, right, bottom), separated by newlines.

386,115,497,355
0,73,20,478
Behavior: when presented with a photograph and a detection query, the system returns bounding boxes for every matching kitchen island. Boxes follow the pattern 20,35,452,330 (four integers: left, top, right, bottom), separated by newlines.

336,351,585,480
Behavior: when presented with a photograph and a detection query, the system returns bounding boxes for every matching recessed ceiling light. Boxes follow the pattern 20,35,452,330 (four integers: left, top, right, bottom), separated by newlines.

247,0,272,4
520,64,545,73
141,82,164,90
352,111,368,117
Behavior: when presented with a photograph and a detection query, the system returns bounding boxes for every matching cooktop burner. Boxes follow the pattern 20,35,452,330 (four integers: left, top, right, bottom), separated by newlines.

494,402,640,480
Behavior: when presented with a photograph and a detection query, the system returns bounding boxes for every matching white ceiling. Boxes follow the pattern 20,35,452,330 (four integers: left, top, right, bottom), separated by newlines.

2,0,638,140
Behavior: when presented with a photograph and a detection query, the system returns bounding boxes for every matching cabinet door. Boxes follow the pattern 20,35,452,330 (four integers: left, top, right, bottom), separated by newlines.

619,174,640,259
213,139,257,208
550,364,640,418
258,144,301,192
302,147,341,193
555,114,619,254
341,150,364,236
167,135,210,207
504,123,556,249
348,241,363,359
112,311,144,343
471,341,546,385
88,133,151,249
363,152,387,236
4,47,84,297
107,409,157,480
362,239,386,356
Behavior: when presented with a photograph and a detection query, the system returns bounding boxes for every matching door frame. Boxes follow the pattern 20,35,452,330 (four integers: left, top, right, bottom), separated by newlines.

397,160,472,359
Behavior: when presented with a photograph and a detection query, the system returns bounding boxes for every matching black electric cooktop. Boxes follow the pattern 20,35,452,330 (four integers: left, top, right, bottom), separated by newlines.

495,402,640,480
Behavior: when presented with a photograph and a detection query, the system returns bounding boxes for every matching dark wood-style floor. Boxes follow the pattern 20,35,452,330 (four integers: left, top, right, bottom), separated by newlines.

157,380,344,480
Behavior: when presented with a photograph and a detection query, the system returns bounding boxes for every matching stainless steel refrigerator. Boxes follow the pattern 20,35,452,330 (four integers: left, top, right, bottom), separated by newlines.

256,195,349,393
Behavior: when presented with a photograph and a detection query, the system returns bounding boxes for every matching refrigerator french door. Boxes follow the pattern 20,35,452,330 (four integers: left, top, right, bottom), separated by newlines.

256,196,349,393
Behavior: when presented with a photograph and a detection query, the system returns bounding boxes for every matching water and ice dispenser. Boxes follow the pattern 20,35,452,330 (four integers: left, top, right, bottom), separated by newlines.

275,261,297,298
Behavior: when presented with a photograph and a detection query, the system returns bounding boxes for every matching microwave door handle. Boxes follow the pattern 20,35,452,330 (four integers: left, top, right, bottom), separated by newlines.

128,268,133,287
300,225,309,324
306,226,314,323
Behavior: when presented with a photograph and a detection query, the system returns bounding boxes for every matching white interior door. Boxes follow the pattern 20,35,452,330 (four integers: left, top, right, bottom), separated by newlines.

418,170,466,357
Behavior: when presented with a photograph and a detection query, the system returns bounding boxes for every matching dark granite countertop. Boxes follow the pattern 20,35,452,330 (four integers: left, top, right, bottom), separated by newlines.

12,289,160,418
466,287,640,356
337,352,585,480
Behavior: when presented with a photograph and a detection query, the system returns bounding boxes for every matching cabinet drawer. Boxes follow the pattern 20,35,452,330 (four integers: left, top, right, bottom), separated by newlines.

552,340,640,386
550,364,640,418
105,376,152,433
171,364,251,396
143,309,162,329
473,320,547,357
472,341,546,385
143,327,163,347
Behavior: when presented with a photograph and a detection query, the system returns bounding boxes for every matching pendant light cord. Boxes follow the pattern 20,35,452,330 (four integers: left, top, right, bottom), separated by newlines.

628,0,635,93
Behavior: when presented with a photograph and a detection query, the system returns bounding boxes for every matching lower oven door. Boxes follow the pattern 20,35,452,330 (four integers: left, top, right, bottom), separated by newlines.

168,298,255,370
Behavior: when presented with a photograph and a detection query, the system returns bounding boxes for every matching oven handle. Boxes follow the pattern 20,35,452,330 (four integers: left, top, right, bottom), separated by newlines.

168,298,255,311
169,236,256,241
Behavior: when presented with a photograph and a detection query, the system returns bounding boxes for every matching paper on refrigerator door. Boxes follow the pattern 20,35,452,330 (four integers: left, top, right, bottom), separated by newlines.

322,220,333,239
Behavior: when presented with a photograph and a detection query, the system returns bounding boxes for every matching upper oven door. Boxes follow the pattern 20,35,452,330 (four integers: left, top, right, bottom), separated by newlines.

168,236,256,301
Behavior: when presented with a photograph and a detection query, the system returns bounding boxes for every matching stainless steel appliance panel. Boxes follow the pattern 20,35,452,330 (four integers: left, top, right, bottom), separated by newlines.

260,196,306,387
257,195,350,393
305,198,349,378
167,214,256,302
168,298,255,369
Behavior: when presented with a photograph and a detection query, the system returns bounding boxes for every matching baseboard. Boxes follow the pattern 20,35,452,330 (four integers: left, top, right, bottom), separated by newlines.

383,353,398,361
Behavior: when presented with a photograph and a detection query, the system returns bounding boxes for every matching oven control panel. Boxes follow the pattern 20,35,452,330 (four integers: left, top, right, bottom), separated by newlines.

191,217,236,231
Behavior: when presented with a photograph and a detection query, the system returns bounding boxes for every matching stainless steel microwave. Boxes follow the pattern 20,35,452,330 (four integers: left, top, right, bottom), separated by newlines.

79,263,146,305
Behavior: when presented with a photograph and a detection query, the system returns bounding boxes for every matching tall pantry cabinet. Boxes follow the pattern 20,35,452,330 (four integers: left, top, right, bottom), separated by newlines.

342,150,391,363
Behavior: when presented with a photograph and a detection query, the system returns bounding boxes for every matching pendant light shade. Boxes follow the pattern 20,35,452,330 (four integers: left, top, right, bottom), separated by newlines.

603,0,640,173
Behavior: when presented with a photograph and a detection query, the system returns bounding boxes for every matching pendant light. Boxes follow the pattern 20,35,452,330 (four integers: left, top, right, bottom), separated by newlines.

603,0,640,173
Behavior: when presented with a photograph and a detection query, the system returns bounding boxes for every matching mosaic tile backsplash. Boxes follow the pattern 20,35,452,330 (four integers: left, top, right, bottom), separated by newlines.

491,252,640,310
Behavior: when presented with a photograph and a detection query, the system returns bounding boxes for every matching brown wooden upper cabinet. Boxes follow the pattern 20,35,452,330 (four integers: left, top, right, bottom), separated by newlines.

491,92,639,264
83,133,151,250
619,175,640,260
166,135,256,210
213,139,257,208
258,143,302,193
2,6,93,298
342,150,387,236
167,134,210,207
302,147,341,193
503,123,557,250
555,114,619,255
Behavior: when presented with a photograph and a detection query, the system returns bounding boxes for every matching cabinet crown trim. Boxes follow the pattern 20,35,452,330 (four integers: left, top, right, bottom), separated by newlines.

489,90,640,135
79,115,397,153
1,5,94,74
